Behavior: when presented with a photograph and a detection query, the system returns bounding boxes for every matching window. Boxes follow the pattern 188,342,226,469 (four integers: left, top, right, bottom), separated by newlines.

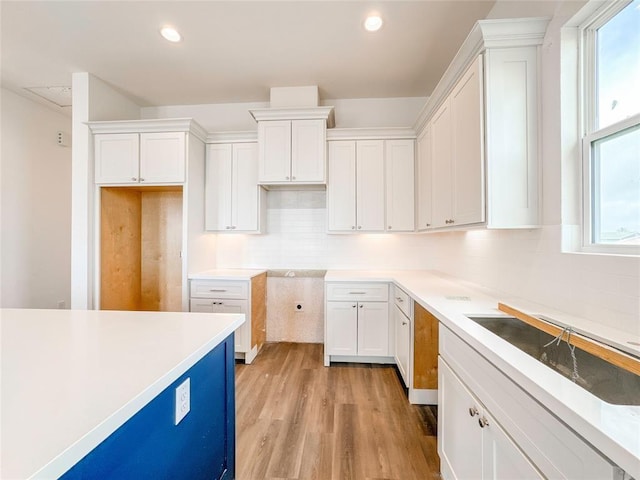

581,0,640,254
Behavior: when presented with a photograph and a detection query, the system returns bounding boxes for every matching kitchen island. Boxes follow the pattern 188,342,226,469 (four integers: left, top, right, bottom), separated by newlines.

0,308,244,479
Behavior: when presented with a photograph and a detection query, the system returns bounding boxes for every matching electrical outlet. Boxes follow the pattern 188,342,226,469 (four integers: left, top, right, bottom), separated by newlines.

175,378,190,425
295,303,304,312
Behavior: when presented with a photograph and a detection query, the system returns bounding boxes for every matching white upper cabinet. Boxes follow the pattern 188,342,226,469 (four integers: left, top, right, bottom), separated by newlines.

327,141,357,231
94,134,139,184
139,132,186,183
430,101,453,228
385,139,415,232
356,141,385,232
251,107,334,185
205,142,264,233
327,140,385,232
416,126,433,231
95,132,186,185
414,18,548,230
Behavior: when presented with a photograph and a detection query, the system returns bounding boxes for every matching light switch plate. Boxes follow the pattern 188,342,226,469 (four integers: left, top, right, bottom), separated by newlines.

175,378,190,425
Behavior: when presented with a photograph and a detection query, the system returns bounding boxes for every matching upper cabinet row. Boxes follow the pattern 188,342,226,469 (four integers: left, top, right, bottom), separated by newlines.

327,139,415,233
95,132,186,185
416,18,547,231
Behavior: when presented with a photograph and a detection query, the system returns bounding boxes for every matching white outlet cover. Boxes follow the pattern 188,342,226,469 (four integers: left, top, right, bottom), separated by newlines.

175,378,191,425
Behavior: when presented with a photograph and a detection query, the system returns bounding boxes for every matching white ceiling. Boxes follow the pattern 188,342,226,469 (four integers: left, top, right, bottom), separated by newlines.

1,1,558,110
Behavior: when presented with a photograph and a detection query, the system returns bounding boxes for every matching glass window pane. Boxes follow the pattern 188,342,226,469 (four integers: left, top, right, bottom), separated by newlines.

596,0,640,129
592,124,640,245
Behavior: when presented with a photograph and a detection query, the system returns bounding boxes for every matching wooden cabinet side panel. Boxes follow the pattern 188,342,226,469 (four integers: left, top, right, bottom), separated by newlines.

140,190,183,312
100,188,142,310
251,273,267,350
413,301,439,389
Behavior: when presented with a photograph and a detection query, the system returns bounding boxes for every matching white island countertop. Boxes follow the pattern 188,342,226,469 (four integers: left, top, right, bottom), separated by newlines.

0,308,244,479
325,269,640,479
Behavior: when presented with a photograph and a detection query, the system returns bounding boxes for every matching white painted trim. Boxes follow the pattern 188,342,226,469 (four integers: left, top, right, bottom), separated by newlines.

409,388,438,405
327,127,416,141
327,355,395,365
249,106,335,128
413,17,550,133
206,131,258,144
87,118,208,142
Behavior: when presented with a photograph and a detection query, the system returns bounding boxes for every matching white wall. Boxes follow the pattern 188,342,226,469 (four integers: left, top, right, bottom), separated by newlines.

141,97,427,131
0,88,72,308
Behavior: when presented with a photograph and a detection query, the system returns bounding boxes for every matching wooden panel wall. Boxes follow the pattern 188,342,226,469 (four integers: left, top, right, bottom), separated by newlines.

251,273,267,349
100,187,182,312
413,301,439,389
101,188,142,310
140,190,183,312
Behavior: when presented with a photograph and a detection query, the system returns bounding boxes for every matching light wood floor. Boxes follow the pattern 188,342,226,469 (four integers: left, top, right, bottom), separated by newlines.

235,342,440,480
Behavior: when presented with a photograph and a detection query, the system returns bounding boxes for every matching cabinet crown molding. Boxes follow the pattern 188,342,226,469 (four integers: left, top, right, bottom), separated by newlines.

249,106,335,128
327,127,416,141
206,131,258,144
413,17,550,133
87,118,208,142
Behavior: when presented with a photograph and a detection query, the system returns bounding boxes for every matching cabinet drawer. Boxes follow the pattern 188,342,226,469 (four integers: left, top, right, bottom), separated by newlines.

393,285,411,317
190,280,248,299
326,282,389,302
190,298,248,313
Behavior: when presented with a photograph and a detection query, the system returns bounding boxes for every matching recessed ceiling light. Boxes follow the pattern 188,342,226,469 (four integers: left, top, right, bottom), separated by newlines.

160,26,182,43
364,15,383,32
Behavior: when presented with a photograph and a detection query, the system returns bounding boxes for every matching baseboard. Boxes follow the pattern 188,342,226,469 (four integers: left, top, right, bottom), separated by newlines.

409,388,438,405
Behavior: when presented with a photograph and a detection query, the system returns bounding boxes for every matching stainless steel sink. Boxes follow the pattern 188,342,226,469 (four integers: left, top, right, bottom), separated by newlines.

466,315,640,406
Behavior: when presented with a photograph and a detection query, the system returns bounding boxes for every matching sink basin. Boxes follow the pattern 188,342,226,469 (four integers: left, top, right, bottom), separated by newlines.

466,315,640,406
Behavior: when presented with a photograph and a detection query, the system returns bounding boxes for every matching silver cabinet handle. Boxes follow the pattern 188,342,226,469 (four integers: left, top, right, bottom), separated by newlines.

359,304,363,308
426,223,431,227
395,297,404,302
445,219,455,224
469,407,479,417
225,226,231,230
285,176,290,180
292,176,296,180
209,289,227,292
352,304,357,308
402,321,407,326
139,178,145,182
388,226,392,229
478,417,489,428
212,301,224,305
351,226,356,230
357,226,362,230
231,226,236,230
349,292,366,295
131,177,137,181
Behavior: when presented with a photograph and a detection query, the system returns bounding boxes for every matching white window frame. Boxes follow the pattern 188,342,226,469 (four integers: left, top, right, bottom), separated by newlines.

580,0,640,256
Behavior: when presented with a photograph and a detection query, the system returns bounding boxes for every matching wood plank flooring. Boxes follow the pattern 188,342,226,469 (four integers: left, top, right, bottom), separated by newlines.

235,342,440,480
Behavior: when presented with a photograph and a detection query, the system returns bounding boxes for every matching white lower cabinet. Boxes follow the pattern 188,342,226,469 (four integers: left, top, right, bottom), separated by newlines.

189,275,267,364
439,359,542,480
439,325,618,480
324,282,390,366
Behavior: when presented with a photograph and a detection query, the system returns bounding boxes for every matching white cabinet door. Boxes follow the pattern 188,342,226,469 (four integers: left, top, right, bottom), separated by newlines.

232,142,260,231
416,126,433,231
451,56,484,227
357,301,389,356
327,141,357,232
430,101,453,228
205,144,233,231
258,120,292,183
356,140,385,232
482,409,543,480
394,305,410,386
439,359,483,480
326,301,358,356
94,133,139,184
139,132,186,183
291,119,326,182
385,139,415,232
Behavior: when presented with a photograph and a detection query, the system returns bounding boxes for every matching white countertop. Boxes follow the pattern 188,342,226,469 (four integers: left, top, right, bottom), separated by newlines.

0,308,244,479
188,268,267,280
325,269,640,479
